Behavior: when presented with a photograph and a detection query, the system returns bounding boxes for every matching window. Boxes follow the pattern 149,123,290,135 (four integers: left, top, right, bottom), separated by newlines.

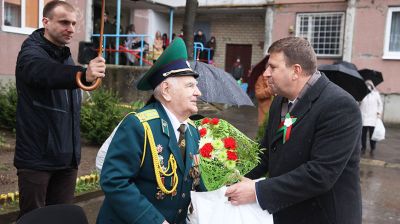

296,12,345,57
2,0,52,34
383,7,400,59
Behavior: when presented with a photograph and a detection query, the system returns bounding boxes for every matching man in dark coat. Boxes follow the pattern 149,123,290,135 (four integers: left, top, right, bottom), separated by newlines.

14,1,105,218
97,38,202,224
226,37,362,224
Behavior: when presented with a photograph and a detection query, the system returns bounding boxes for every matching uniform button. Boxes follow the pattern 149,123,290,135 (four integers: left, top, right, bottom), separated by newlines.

272,147,277,152
182,193,186,198
184,177,188,182
178,209,182,214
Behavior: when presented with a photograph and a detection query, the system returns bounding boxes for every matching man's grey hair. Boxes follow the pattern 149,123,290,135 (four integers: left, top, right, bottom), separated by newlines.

153,77,178,101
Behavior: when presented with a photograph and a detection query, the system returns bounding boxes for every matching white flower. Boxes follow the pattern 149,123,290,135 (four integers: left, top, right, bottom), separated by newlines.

199,136,213,148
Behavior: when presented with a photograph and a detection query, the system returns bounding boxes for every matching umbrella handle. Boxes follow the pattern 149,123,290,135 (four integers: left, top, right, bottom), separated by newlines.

76,71,102,91
76,0,105,91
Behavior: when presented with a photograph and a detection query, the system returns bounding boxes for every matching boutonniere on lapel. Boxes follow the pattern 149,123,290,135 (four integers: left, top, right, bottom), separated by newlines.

277,113,297,144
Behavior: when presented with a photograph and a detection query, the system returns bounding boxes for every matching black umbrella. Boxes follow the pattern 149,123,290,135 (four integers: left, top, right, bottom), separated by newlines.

318,61,370,101
190,61,254,106
358,69,383,86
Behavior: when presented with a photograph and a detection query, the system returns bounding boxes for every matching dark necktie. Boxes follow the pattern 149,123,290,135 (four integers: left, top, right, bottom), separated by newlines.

288,102,293,112
178,124,186,161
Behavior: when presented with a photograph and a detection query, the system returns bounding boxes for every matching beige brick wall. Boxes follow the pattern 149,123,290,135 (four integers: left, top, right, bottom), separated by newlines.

173,11,266,70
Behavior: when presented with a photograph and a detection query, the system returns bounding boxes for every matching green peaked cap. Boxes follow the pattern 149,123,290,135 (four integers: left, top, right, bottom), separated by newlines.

137,38,198,90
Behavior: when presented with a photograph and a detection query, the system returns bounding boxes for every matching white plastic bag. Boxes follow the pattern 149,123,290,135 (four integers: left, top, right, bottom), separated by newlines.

95,122,122,173
188,186,274,224
371,118,385,141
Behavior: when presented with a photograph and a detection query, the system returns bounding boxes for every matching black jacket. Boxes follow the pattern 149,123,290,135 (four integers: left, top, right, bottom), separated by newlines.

247,75,362,224
14,28,86,170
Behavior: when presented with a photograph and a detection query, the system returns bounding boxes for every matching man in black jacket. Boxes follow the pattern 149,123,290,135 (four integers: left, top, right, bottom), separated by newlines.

14,1,105,218
225,37,362,224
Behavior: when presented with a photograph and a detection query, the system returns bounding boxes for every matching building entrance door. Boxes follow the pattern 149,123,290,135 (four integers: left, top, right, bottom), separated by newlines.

225,44,252,79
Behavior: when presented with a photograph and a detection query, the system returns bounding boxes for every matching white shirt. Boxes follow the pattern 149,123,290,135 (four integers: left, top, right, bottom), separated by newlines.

161,104,187,142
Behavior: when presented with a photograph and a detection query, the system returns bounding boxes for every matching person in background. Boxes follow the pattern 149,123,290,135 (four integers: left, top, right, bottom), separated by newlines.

97,38,202,224
255,73,273,126
94,10,115,64
153,31,163,63
231,57,244,81
124,24,139,65
14,1,105,218
359,79,383,156
178,29,184,38
207,36,217,63
225,37,362,224
162,33,170,50
194,29,207,61
113,15,124,34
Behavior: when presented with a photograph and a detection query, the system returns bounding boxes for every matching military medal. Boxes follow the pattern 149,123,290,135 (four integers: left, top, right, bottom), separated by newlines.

179,139,186,148
156,177,166,200
158,154,164,166
156,144,163,153
170,177,177,196
189,154,201,189
156,191,165,200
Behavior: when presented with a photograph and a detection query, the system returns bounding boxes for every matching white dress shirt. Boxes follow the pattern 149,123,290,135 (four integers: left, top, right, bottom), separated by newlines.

161,104,187,142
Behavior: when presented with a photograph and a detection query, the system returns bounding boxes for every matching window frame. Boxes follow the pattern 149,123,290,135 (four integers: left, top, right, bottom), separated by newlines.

1,0,45,35
295,12,345,58
383,7,400,60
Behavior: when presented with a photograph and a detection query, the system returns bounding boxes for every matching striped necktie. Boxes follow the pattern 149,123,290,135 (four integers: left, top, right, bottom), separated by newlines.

178,124,186,161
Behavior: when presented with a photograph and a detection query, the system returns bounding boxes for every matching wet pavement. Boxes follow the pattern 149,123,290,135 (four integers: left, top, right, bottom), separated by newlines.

7,104,400,223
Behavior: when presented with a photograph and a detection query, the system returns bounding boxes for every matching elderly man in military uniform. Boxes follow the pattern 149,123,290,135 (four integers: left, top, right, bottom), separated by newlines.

97,38,202,224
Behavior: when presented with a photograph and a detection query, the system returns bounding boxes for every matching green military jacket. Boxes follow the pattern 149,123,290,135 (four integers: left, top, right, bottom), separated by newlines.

97,101,201,224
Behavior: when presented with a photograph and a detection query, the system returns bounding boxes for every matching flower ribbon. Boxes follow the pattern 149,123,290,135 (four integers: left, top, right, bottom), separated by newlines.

277,113,297,144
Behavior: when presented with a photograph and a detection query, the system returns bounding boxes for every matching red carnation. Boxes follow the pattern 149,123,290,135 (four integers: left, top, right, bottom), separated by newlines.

202,118,210,125
227,150,238,161
211,118,220,125
200,143,213,158
199,128,207,137
223,137,237,150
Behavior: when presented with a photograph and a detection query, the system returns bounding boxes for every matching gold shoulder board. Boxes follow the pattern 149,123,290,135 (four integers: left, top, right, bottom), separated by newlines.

135,109,159,122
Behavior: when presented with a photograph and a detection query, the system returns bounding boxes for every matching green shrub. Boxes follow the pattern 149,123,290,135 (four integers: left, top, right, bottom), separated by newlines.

81,88,144,145
256,112,269,142
0,134,4,146
0,82,17,131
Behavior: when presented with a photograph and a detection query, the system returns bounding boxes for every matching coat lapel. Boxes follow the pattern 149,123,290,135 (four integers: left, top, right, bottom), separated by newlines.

270,97,285,145
270,75,330,145
155,102,186,174
184,127,195,177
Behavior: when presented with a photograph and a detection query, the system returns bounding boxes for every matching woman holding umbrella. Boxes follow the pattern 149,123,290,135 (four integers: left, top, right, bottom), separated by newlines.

359,80,383,156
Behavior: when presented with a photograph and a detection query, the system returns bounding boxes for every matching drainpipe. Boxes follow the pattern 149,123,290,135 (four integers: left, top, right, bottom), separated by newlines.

85,0,93,42
343,0,356,61
264,3,274,55
169,8,174,43
115,0,121,64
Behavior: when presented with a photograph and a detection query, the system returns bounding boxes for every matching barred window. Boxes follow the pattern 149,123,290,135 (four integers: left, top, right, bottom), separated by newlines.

296,12,345,57
383,7,400,59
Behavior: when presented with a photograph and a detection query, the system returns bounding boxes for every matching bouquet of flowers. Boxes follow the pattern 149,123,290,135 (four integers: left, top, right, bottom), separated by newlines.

195,117,262,191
